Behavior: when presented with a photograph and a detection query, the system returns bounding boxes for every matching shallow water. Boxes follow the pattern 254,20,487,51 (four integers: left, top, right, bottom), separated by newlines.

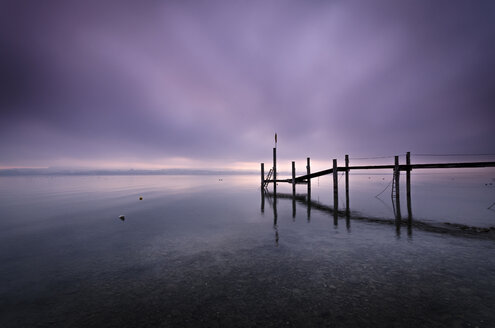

0,174,494,327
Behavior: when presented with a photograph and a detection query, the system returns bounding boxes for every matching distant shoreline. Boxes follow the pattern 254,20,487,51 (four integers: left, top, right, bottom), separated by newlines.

0,168,259,176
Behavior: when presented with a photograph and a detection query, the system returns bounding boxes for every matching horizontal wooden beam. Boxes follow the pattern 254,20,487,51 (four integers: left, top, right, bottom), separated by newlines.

263,161,495,184
408,162,495,169
295,168,333,181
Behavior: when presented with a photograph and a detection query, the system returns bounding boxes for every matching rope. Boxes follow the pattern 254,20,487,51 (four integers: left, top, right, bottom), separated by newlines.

339,172,345,182
375,177,394,198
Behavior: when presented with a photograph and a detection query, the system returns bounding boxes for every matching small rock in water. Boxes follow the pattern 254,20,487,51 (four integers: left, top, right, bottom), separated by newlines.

139,196,143,200
119,215,125,221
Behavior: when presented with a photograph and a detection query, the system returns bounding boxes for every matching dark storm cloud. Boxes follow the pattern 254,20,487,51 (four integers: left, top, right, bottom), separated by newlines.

1,0,494,168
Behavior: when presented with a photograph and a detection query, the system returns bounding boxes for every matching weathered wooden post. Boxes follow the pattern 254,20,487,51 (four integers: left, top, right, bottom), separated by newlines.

345,154,349,215
260,163,265,189
394,155,402,219
292,161,296,196
273,148,277,193
306,157,311,192
307,157,311,222
291,161,296,219
345,154,350,229
333,159,338,209
406,151,412,220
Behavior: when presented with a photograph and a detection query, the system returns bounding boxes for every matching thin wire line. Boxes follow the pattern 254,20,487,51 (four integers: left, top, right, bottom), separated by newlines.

413,153,495,157
350,155,402,160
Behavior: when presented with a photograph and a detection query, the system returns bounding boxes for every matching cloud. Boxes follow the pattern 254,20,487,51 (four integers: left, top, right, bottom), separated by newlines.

1,0,494,168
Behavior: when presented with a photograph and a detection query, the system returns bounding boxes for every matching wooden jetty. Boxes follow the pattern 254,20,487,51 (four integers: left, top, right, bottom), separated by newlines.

261,149,495,218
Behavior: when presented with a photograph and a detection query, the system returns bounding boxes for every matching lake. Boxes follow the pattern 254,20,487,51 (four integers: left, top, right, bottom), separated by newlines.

0,172,494,327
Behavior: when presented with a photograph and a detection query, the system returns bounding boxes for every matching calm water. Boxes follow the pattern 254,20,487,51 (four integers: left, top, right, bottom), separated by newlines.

1,173,494,327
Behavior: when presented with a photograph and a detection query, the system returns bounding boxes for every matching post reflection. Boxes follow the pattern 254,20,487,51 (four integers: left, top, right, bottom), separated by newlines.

264,190,279,246
392,197,413,239
260,189,420,243
260,188,265,214
262,190,344,229
292,197,296,221
307,188,311,223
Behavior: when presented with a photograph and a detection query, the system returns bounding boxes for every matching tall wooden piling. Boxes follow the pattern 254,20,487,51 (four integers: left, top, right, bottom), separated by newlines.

333,159,338,211
292,161,296,196
260,163,264,188
394,156,401,219
307,157,311,222
273,148,277,193
406,152,412,220
345,154,349,216
307,157,311,192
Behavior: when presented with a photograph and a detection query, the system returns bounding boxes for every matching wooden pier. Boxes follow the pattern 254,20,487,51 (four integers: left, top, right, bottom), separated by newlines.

261,149,495,218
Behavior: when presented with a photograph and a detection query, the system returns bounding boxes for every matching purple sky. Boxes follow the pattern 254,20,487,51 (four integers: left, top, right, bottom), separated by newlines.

1,0,494,170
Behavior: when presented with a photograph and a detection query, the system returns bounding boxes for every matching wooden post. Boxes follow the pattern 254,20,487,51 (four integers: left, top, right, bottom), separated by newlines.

345,154,350,229
394,155,401,219
292,161,296,220
333,159,339,217
307,157,311,222
306,157,311,192
260,163,265,189
333,159,338,207
406,151,412,220
292,161,296,196
345,154,349,215
273,148,277,193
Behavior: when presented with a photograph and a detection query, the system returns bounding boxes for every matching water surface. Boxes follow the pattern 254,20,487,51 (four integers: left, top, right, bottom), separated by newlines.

0,174,494,327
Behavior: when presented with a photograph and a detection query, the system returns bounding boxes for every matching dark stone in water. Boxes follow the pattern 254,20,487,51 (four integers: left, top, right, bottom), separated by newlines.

119,215,125,221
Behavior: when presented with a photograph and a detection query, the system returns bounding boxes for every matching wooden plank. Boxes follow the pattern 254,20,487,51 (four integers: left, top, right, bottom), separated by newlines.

408,162,495,169
294,168,333,181
265,179,307,184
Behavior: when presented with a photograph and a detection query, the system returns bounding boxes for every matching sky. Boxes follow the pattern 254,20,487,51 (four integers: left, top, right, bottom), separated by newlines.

1,0,494,171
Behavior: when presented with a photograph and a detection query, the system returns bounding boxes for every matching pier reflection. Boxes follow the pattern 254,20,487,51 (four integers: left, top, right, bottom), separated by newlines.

263,190,350,228
261,189,416,241
260,187,493,244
